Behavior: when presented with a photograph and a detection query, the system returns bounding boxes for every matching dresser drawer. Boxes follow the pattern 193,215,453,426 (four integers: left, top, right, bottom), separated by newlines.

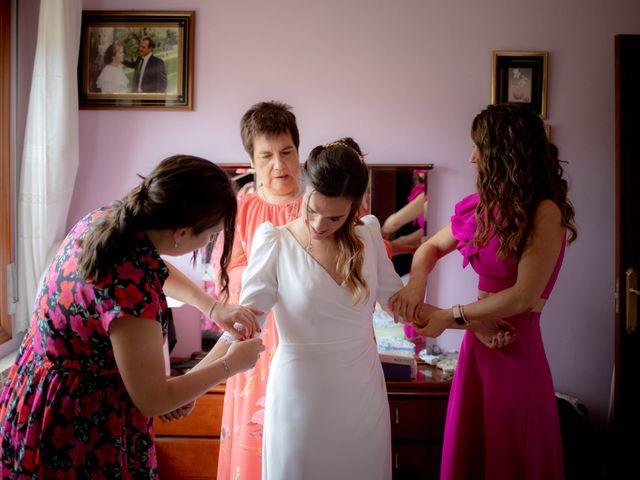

156,437,219,479
392,442,442,480
388,397,447,440
154,394,223,437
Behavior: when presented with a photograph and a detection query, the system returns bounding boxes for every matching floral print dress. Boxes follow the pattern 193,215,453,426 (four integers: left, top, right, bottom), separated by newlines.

0,208,171,479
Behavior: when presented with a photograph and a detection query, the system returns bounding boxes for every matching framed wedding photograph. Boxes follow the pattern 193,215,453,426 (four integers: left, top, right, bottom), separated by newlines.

491,51,548,119
78,11,195,110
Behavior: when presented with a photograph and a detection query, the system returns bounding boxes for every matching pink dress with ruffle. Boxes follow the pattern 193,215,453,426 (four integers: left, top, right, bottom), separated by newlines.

441,193,565,480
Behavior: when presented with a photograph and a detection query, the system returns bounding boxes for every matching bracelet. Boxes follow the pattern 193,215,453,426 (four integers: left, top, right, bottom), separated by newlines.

452,304,470,326
221,358,231,378
460,304,469,325
207,300,217,319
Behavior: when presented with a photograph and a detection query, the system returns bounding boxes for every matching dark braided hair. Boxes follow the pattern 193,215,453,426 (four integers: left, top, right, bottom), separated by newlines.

77,155,238,299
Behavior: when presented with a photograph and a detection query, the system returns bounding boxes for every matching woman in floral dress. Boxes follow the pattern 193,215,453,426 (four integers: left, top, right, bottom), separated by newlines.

0,155,264,478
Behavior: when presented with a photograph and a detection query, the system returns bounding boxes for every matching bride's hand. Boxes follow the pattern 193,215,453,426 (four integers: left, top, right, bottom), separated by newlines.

389,280,427,324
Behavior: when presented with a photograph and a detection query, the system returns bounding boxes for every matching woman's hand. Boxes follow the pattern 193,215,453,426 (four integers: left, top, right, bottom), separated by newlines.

389,280,427,324
211,303,263,340
469,318,516,349
224,337,265,375
413,307,452,338
413,304,441,327
157,401,196,422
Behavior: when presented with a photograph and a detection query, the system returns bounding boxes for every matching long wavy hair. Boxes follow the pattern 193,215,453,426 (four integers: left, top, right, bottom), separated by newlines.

301,137,370,304
77,155,237,299
471,104,577,257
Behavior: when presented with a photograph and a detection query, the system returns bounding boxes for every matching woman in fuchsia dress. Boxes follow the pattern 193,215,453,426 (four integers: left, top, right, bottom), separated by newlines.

391,104,577,479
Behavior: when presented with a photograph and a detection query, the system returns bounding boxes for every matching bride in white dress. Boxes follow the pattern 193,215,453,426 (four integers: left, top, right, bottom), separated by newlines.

221,137,402,480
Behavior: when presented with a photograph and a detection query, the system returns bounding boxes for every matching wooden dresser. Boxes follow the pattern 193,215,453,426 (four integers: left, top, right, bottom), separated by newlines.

154,365,450,480
154,383,225,480
386,366,451,479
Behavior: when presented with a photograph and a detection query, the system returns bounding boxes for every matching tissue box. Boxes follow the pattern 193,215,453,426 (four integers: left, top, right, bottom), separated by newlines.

379,352,417,380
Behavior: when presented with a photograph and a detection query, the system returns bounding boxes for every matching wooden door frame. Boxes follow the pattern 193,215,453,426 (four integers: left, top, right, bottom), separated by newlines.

0,0,13,343
611,33,640,479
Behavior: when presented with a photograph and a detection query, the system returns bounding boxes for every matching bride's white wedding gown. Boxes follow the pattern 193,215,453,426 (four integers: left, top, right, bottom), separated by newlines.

239,215,402,480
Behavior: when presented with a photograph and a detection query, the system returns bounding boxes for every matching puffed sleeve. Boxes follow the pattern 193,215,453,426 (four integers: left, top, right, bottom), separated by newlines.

362,215,404,315
220,222,280,342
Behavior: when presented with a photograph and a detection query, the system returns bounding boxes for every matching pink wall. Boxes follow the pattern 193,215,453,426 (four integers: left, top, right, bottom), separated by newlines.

17,0,635,428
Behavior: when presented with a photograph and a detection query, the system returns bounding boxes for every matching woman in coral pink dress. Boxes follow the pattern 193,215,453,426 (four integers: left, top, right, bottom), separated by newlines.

391,104,577,479
216,101,303,480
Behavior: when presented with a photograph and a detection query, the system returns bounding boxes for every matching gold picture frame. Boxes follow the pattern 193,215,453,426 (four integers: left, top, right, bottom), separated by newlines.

491,50,548,119
78,11,195,110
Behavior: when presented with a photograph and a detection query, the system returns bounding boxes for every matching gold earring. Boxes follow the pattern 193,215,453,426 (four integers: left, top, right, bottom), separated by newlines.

174,241,179,248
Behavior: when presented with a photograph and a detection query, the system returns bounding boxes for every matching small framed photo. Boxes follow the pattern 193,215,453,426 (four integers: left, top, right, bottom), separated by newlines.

491,51,548,119
78,11,195,110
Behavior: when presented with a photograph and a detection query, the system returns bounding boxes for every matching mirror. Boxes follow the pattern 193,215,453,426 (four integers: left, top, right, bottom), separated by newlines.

368,164,433,277
367,164,433,348
199,163,432,335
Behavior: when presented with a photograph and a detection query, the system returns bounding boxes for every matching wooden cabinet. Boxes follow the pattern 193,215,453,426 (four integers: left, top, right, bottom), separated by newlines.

154,384,225,480
155,367,450,480
387,366,451,480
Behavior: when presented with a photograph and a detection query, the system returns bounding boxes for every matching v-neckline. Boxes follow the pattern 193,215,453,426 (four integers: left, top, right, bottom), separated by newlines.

282,227,345,288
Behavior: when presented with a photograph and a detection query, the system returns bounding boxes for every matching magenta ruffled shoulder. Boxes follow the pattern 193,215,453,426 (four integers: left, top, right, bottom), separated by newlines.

450,193,480,267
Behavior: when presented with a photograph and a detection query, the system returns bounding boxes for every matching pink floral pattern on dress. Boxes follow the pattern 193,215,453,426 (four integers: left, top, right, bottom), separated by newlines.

0,208,171,479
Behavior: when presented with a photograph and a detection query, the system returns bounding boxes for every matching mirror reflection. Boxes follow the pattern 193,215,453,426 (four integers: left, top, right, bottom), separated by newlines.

369,164,433,277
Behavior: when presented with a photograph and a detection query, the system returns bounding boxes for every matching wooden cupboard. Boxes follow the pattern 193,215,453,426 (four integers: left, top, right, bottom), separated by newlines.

154,384,225,480
386,367,451,479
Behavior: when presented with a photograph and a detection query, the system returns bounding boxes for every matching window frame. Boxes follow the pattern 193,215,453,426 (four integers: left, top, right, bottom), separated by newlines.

0,0,14,345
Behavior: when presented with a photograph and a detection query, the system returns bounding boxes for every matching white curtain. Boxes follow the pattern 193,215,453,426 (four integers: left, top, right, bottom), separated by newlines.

16,0,82,331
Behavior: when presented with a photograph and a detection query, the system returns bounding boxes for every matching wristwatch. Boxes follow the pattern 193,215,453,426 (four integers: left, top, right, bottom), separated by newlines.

452,304,469,326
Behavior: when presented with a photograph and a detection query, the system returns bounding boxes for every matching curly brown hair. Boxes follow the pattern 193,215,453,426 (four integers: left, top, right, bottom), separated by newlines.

471,104,577,258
